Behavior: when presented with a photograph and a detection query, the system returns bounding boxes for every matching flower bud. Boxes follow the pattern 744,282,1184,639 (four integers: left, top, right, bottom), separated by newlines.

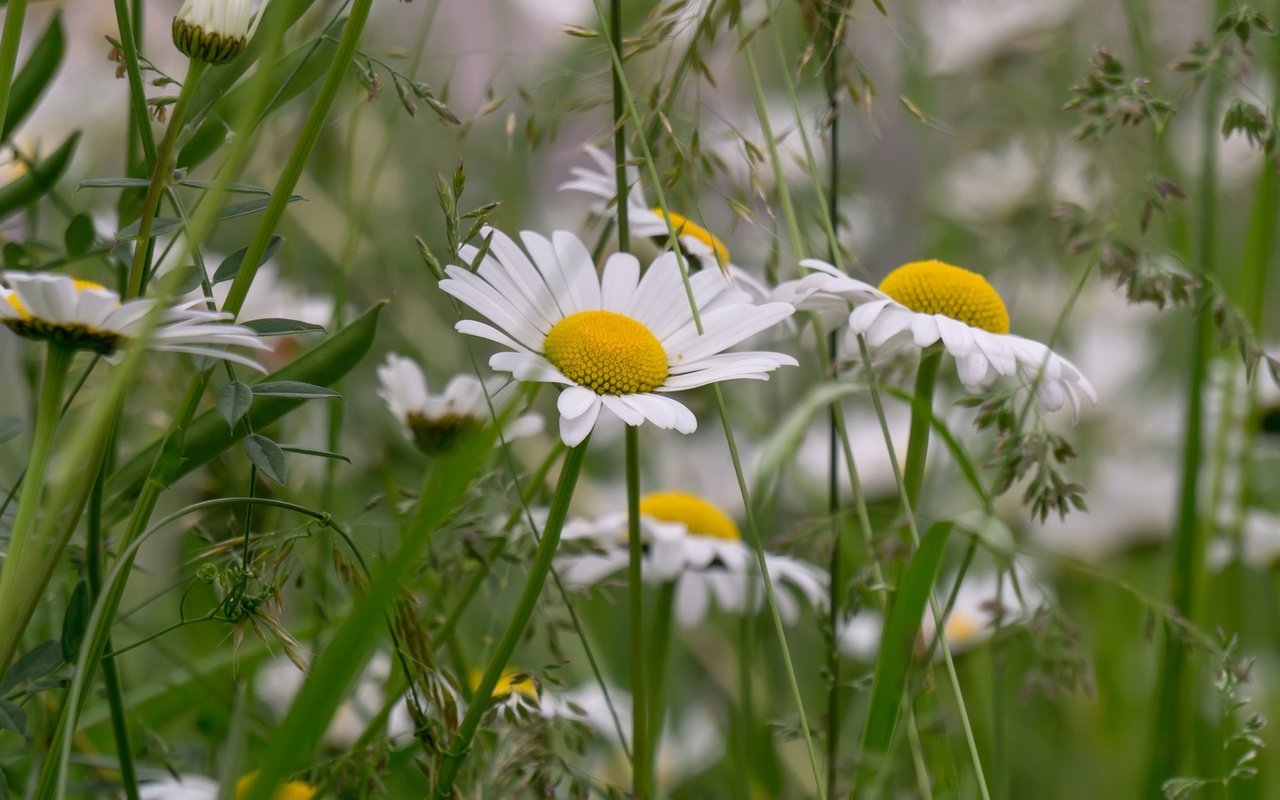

172,0,255,65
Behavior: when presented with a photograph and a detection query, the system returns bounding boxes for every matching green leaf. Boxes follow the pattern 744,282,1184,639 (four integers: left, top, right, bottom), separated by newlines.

60,581,90,664
2,12,64,141
0,132,79,222
212,235,286,284
80,178,274,194
243,434,287,484
116,216,183,241
277,444,350,463
216,381,253,430
0,416,22,444
158,264,206,296
242,318,325,337
857,522,954,781
251,381,340,400
120,199,299,241
0,640,62,694
0,700,26,736
106,302,385,511
63,214,94,257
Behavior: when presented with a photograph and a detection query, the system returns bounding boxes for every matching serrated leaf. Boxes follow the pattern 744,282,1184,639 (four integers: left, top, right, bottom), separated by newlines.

63,213,94,257
0,416,22,443
212,235,286,284
251,381,340,400
242,318,325,337
216,381,253,430
243,435,287,484
0,700,26,736
0,640,62,694
60,581,90,663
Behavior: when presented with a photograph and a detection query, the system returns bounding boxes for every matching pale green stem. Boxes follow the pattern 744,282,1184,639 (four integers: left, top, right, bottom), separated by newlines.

625,426,651,797
0,342,73,670
711,386,827,800
646,580,677,791
433,440,590,796
125,58,208,298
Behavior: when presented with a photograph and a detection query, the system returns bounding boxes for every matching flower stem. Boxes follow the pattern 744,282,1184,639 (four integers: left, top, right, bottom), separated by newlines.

0,342,73,670
646,580,677,790
434,439,590,796
125,58,208,299
625,425,651,797
902,347,943,525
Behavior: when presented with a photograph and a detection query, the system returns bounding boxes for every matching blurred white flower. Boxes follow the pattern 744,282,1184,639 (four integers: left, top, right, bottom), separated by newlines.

556,491,826,626
839,560,1046,660
1209,511,1280,571
938,140,1109,222
442,227,796,446
0,272,269,370
923,0,1083,75
138,775,220,800
376,353,543,453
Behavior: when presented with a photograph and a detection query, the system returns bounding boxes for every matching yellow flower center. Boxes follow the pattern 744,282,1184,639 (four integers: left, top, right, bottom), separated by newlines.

235,774,316,800
943,613,983,645
5,278,109,319
652,209,730,265
543,310,669,395
640,491,741,541
469,668,539,701
878,260,1010,334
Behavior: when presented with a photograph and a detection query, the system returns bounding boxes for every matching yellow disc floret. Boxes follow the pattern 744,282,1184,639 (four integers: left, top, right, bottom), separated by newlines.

544,310,669,395
640,491,741,541
652,209,730,266
235,773,316,800
470,668,539,701
878,260,1010,334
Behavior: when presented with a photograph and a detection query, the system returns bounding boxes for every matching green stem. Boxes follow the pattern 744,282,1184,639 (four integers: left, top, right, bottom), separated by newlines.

112,0,157,170
646,581,676,792
434,440,590,796
903,348,943,522
625,426,650,798
712,386,827,799
125,58,208,299
88,443,141,800
0,0,30,138
0,342,73,670
221,0,376,317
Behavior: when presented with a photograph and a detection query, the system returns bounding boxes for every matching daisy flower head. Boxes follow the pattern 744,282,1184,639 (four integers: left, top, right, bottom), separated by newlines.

796,257,1098,415
560,145,761,288
376,353,544,454
557,491,826,627
0,271,269,370
440,227,796,446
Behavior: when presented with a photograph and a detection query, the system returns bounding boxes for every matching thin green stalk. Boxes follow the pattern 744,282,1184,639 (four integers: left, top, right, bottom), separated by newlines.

625,426,651,797
1147,0,1226,786
902,348,943,519
433,440,591,796
712,386,826,800
125,58,208,298
0,0,30,137
88,441,141,800
221,0,376,316
0,342,73,670
646,580,677,789
112,0,157,170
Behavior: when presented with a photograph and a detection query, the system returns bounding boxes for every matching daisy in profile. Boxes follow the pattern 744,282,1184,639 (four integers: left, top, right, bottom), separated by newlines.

0,271,268,370
376,353,544,454
785,258,1097,415
138,773,315,800
556,491,826,627
440,227,796,446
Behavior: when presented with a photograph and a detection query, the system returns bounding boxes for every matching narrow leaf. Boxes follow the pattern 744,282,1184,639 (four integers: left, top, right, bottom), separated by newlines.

243,435,287,484
242,318,325,337
216,381,253,430
60,581,90,663
251,381,340,400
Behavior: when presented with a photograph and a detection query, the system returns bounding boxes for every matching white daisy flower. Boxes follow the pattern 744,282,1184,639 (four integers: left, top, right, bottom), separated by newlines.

838,561,1047,660
1209,511,1280,572
376,353,544,454
440,227,796,446
790,258,1098,415
173,0,256,64
138,773,315,800
468,666,543,718
556,491,826,627
0,272,269,371
559,145,767,291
